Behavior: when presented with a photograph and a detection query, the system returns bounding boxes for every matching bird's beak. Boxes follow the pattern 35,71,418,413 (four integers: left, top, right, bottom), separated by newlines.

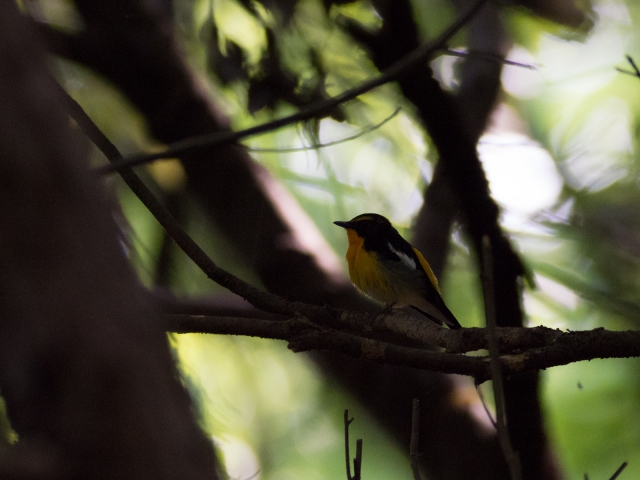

333,220,352,229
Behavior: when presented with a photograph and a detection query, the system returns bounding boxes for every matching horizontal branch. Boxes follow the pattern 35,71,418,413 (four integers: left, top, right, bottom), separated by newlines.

166,313,490,378
166,313,640,381
501,327,640,374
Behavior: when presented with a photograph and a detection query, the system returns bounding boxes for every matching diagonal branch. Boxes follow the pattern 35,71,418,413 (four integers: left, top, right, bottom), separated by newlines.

58,83,328,320
56,88,640,382
94,0,489,173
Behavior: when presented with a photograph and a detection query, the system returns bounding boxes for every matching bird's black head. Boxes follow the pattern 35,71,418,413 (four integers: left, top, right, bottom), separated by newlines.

333,213,396,239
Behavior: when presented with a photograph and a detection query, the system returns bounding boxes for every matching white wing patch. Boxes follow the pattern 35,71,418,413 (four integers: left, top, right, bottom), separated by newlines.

387,242,416,270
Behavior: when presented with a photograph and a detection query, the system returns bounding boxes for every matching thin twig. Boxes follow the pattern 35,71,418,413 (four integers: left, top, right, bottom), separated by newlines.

354,439,363,480
344,410,363,480
99,0,489,174
627,55,640,75
245,107,401,153
621,55,640,76
609,461,628,480
615,67,636,76
57,82,327,320
409,399,422,480
444,49,538,70
482,236,522,480
344,410,353,480
474,383,497,429
616,55,640,77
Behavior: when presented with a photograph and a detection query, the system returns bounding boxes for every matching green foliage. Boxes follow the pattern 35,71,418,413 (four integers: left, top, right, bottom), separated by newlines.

42,0,640,477
175,334,413,480
545,359,640,479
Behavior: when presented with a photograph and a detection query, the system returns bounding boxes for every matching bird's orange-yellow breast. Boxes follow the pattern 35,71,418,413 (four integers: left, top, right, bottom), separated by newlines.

344,228,395,303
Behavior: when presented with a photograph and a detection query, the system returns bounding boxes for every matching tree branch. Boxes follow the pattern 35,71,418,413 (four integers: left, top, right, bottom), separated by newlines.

57,84,331,320
56,88,640,380
92,0,489,173
165,313,640,380
60,74,559,368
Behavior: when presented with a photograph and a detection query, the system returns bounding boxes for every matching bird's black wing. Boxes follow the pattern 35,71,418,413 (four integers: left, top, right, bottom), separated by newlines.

389,233,461,329
364,227,461,329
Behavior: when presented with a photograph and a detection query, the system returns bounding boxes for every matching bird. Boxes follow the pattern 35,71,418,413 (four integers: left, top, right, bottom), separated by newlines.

334,213,461,329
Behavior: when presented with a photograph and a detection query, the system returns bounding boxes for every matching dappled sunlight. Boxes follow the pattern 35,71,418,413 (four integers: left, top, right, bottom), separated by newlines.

205,0,267,65
479,131,562,216
553,96,634,191
534,274,580,311
538,27,626,95
501,46,544,99
174,333,414,480
253,164,347,280
215,436,261,480
478,103,564,234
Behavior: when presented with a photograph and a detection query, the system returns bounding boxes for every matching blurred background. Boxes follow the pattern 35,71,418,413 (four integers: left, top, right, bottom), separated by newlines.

24,0,640,478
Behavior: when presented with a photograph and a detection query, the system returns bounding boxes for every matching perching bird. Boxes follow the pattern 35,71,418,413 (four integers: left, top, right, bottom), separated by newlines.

334,213,461,329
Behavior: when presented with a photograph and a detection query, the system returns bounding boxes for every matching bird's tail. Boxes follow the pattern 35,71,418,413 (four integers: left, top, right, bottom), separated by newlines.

410,304,461,329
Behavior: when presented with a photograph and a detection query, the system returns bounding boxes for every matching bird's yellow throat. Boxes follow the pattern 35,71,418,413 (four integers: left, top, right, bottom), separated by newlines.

343,229,390,300
344,228,364,266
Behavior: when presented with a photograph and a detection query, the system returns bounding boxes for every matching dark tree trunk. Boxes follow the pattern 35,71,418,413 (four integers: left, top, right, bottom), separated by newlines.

0,3,220,479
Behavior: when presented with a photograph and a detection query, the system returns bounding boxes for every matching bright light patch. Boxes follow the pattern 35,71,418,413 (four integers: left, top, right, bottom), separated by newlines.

536,8,629,94
523,293,566,327
430,48,462,90
282,149,329,179
290,183,336,204
535,274,579,310
553,97,633,191
215,436,261,480
524,274,582,328
478,132,563,215
502,47,543,99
